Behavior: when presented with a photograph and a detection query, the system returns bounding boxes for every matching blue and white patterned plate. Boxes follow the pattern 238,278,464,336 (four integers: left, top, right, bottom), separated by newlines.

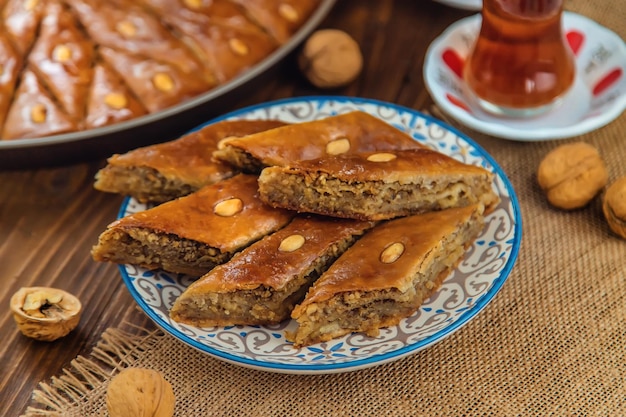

118,96,522,374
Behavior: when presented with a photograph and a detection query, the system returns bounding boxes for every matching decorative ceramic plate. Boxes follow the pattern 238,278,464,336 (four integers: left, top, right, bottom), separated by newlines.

118,96,522,374
424,12,626,141
433,0,481,11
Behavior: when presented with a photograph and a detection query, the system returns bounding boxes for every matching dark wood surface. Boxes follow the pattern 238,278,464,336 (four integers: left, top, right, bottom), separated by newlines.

0,2,473,415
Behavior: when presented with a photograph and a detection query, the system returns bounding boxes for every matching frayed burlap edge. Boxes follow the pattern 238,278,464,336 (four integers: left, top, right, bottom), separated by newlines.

21,324,163,417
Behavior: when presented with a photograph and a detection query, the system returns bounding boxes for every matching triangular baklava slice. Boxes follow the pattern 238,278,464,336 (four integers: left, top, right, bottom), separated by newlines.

66,0,212,83
258,148,499,220
99,47,211,113
2,70,78,140
231,0,320,44
0,33,22,135
291,204,485,347
84,61,148,129
94,119,286,203
91,174,295,276
170,215,375,327
138,0,277,83
2,0,46,56
213,111,425,173
27,1,95,122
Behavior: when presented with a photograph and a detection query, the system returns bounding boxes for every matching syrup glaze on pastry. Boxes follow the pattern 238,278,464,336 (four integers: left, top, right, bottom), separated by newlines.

0,33,22,130
258,148,500,220
2,70,77,140
91,174,295,275
213,111,426,173
291,204,486,347
170,214,374,327
94,119,287,203
27,1,94,122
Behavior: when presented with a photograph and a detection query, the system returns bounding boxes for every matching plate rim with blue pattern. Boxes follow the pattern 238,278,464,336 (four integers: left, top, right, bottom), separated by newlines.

118,95,522,374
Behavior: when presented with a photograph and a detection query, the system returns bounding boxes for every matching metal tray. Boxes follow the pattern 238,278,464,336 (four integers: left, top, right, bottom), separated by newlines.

0,0,336,170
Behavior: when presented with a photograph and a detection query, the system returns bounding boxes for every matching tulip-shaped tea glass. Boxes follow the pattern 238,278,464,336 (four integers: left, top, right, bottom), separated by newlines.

464,0,576,117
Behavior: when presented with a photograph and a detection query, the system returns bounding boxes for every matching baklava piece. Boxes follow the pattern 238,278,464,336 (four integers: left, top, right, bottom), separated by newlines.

2,0,47,56
91,174,294,276
84,62,148,129
99,47,211,113
2,70,78,140
27,1,94,122
170,215,375,327
66,0,212,82
213,111,425,173
140,0,277,83
94,119,286,203
291,204,485,347
0,33,22,132
258,149,499,221
232,0,320,44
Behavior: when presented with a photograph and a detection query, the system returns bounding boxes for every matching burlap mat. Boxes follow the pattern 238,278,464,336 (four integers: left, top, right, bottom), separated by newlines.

23,1,625,416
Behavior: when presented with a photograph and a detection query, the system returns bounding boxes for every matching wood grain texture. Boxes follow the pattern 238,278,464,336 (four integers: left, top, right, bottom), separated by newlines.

0,1,471,415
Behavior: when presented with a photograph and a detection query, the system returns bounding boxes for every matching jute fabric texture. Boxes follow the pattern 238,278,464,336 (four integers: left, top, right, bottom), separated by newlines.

23,0,625,415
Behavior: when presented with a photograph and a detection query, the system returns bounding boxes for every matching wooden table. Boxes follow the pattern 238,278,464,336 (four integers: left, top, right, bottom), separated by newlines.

0,2,475,415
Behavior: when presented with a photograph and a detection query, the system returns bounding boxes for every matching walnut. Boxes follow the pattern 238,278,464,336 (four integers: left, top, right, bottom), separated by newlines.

10,287,81,341
298,29,363,89
602,177,626,239
537,142,608,210
106,368,175,417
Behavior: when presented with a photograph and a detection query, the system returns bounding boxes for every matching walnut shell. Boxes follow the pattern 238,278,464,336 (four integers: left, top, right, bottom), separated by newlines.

537,142,608,210
602,177,626,239
10,286,82,342
106,368,175,417
298,29,363,88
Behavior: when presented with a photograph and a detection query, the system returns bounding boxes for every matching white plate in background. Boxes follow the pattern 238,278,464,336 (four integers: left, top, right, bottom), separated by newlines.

424,12,626,141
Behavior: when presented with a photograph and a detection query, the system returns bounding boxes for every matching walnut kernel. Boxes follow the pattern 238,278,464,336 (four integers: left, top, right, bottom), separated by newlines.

537,142,608,210
299,29,363,88
602,177,626,239
106,368,175,417
10,287,82,341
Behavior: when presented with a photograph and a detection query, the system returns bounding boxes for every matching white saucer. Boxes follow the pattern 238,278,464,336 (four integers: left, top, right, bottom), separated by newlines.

433,0,481,11
424,12,626,141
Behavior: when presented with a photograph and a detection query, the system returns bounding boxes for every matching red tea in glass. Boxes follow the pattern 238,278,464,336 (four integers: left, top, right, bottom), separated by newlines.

464,0,576,117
